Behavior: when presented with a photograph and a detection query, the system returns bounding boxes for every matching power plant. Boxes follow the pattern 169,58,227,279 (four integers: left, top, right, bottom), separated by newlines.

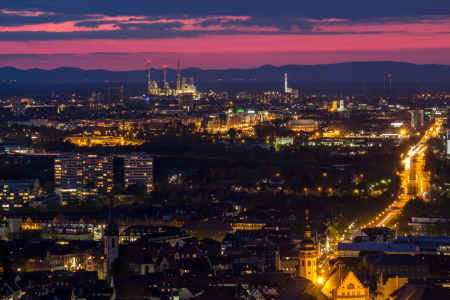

147,61,151,95
146,60,199,107
177,60,181,93
285,73,288,93
284,73,293,93
147,61,184,96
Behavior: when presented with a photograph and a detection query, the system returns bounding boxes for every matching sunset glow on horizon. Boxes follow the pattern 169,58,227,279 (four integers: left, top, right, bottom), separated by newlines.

1,1,450,70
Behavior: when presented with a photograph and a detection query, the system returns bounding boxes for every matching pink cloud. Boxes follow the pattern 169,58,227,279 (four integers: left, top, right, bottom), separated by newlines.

0,13,450,69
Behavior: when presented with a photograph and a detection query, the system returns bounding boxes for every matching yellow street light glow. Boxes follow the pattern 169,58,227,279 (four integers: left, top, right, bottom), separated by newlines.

318,277,324,284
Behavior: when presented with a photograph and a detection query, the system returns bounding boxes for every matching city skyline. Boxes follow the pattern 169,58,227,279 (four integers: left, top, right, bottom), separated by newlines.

1,1,450,70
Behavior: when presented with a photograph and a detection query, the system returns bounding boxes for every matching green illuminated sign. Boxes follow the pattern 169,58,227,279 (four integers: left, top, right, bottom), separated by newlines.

237,109,244,113
425,112,431,115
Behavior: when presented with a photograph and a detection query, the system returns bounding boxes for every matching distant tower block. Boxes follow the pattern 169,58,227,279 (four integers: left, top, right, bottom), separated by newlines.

147,61,151,94
164,65,167,90
177,60,181,93
285,73,288,92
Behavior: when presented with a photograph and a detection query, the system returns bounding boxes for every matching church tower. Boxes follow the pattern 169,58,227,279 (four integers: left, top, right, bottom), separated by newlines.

103,198,119,279
298,209,318,284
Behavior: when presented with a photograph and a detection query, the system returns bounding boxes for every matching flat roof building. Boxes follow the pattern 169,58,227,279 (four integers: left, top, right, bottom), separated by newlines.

124,152,153,193
0,180,31,210
108,87,123,109
84,154,113,193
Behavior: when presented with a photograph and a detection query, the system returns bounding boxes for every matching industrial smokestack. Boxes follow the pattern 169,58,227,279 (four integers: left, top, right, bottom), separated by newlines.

164,65,167,91
177,60,181,92
285,73,288,92
147,61,151,94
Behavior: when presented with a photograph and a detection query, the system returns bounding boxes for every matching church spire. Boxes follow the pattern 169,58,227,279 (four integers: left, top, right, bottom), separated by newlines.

305,209,311,238
105,197,118,235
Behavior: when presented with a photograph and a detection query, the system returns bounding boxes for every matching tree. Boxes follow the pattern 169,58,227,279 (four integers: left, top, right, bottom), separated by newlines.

107,257,135,282
269,131,275,147
110,184,124,195
43,181,57,194
125,183,146,196
41,229,58,240
0,239,12,279
169,190,178,205
327,225,338,245
15,257,31,273
228,128,237,139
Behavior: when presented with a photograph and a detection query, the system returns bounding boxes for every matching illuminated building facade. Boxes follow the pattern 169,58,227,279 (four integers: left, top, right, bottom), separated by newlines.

55,153,84,188
410,109,424,129
278,93,294,105
331,271,369,299
55,153,113,202
0,180,30,210
55,187,81,205
84,154,113,193
275,251,300,273
287,119,319,132
181,77,196,93
298,210,318,284
124,152,153,192
331,101,338,111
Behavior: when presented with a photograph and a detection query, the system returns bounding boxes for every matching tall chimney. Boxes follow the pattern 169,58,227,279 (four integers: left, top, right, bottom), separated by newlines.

164,65,167,90
177,60,181,92
285,73,288,92
147,61,151,94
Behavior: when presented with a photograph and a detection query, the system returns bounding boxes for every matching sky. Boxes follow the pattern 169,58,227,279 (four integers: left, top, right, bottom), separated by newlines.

1,1,450,70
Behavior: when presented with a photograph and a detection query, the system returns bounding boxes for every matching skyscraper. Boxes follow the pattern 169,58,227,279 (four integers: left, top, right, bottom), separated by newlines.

108,87,123,109
124,152,153,192
54,153,84,188
179,93,194,111
55,153,114,200
410,109,424,129
83,154,113,193
177,60,181,93
285,73,289,93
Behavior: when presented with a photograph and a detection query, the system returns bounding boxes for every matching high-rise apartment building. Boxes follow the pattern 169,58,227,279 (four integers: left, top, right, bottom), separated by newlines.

108,87,123,109
124,152,153,192
55,153,114,201
84,154,113,193
55,153,84,188
179,93,194,111
0,180,31,210
410,109,424,129
91,92,104,103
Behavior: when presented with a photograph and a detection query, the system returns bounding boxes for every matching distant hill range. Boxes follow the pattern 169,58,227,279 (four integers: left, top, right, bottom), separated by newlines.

1,61,450,84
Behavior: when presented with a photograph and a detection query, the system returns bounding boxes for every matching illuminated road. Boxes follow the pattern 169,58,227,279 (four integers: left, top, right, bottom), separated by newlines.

381,155,430,228
364,122,440,229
